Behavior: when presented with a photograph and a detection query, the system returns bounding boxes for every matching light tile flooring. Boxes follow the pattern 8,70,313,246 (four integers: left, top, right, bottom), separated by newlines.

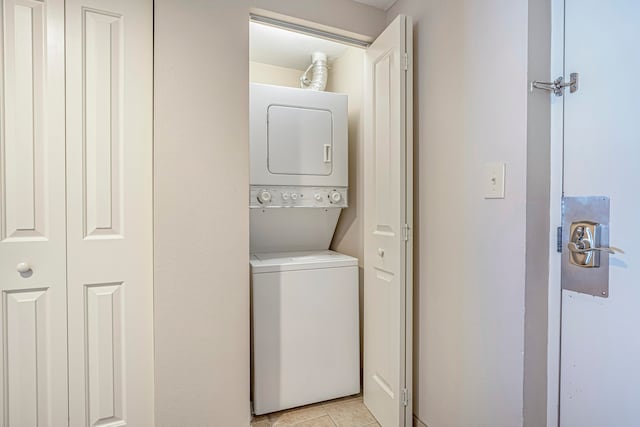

251,394,379,427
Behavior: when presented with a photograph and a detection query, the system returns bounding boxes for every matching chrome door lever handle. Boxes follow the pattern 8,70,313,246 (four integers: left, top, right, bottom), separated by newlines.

567,242,623,255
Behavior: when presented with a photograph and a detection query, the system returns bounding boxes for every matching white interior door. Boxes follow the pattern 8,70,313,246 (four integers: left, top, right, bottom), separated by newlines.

560,1,640,426
363,14,413,427
0,0,67,425
65,0,154,425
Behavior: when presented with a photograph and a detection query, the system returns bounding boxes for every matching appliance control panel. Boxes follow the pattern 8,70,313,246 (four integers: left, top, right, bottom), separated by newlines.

250,186,348,209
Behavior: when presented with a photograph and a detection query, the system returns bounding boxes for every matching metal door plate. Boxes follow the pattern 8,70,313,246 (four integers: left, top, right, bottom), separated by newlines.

561,196,610,298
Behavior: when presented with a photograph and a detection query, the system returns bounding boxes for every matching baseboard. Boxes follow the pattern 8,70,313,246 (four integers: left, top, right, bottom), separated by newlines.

414,414,428,427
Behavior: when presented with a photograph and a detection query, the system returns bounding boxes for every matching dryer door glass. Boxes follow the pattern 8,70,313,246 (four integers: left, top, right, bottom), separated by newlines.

267,105,333,176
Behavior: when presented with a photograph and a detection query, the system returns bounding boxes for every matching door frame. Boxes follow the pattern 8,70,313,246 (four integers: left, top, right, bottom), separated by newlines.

547,0,566,425
247,10,414,426
402,16,414,427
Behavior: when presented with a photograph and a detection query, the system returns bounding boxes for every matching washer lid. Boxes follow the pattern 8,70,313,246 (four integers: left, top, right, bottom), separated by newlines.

250,250,358,273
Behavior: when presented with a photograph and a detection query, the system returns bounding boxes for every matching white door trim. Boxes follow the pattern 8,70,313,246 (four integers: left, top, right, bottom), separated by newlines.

547,0,565,425
403,16,414,427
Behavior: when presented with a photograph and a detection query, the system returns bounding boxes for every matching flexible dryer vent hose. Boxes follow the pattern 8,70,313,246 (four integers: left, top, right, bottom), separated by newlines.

300,52,328,91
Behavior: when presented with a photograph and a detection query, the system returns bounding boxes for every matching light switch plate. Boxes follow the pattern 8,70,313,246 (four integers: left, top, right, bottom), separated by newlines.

484,162,505,199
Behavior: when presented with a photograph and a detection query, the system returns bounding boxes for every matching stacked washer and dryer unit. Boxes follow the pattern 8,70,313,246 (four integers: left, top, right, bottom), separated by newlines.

250,82,360,415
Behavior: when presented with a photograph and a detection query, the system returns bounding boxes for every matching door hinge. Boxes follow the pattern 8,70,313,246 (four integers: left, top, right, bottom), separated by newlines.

530,73,579,96
402,224,410,241
402,52,409,71
557,226,563,253
401,388,409,406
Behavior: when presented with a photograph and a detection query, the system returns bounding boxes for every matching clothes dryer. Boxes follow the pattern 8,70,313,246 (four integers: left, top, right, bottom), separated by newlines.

249,83,349,252
250,83,348,188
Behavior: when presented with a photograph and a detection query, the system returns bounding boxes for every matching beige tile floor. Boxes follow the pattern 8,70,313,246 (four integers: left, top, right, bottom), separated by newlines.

251,394,380,427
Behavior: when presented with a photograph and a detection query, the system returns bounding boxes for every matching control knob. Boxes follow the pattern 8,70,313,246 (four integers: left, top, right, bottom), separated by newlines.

329,191,342,204
257,189,272,204
314,193,323,202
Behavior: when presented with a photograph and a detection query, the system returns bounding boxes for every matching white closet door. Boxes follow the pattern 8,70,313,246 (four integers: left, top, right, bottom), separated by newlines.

363,14,413,427
0,0,68,425
65,0,154,425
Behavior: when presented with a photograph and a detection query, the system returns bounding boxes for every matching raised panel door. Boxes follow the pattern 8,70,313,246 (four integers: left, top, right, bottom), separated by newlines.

65,0,154,425
363,14,413,427
0,0,68,425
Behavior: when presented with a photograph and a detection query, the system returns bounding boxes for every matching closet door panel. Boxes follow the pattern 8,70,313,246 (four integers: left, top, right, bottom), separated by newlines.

65,0,153,425
0,0,68,426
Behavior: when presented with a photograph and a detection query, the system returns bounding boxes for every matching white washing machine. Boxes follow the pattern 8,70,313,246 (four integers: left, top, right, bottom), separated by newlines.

251,250,360,415
249,83,359,414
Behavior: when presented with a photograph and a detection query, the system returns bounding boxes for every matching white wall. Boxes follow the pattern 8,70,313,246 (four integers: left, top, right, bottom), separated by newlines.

386,1,542,426
328,48,365,265
154,1,386,426
461,2,529,425
154,1,251,426
250,61,302,88
326,47,366,376
155,0,553,424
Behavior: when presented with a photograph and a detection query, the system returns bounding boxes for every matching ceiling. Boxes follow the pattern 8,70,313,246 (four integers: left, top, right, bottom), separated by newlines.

250,22,352,71
352,0,397,10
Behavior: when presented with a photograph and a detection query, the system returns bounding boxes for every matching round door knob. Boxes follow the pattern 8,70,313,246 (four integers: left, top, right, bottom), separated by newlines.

378,248,385,257
16,262,32,274
330,191,342,203
257,190,272,204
